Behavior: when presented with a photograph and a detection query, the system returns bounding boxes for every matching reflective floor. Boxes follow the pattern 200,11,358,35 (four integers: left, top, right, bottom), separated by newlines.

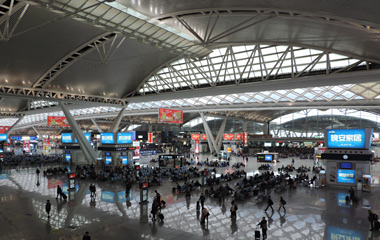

0,155,379,240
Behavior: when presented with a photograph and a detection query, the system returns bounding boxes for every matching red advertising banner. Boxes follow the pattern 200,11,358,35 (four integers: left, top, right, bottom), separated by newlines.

201,134,207,140
195,140,199,154
148,132,153,143
236,133,242,141
158,108,183,124
224,133,235,141
242,132,248,146
191,134,201,140
0,126,10,134
47,116,69,127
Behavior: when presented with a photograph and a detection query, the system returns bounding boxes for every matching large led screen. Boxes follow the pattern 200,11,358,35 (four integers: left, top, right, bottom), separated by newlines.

327,129,366,149
100,132,115,144
265,155,273,161
117,132,133,144
337,169,356,184
61,133,73,143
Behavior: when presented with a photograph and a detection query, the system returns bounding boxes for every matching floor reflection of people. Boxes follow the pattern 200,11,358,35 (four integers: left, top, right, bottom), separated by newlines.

221,202,226,215
90,198,96,208
186,197,190,210
126,200,131,209
265,211,274,228
231,217,238,234
150,222,157,236
279,211,286,227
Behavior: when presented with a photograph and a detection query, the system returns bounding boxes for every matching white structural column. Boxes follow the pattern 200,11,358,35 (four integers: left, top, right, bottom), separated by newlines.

263,121,270,135
242,121,248,132
60,102,97,164
6,115,24,135
216,118,227,152
91,119,102,133
108,107,126,132
32,126,43,140
200,112,218,154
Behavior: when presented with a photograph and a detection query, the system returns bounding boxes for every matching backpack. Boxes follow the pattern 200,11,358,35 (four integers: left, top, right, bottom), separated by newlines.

281,199,286,205
235,205,238,211
268,199,273,205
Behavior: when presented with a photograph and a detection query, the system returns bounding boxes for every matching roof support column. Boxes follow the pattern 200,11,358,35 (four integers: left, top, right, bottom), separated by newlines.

6,115,24,135
216,118,227,152
32,126,44,140
263,121,270,135
60,102,97,164
91,119,102,133
242,121,248,132
108,107,126,132
200,112,218,154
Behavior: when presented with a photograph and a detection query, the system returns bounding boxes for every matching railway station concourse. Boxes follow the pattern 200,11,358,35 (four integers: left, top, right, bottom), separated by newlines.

1,1,380,239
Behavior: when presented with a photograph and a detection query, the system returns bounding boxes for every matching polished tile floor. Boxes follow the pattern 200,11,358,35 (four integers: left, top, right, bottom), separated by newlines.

0,154,379,240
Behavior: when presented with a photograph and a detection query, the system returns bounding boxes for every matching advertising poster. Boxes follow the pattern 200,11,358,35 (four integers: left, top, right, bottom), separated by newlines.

133,146,140,160
117,132,133,144
101,132,115,144
337,169,356,184
0,134,7,141
23,140,30,152
224,133,235,141
242,132,248,146
195,140,199,154
47,116,70,127
158,108,183,124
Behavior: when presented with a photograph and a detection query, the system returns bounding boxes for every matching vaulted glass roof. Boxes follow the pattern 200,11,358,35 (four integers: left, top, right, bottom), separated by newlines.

138,45,368,95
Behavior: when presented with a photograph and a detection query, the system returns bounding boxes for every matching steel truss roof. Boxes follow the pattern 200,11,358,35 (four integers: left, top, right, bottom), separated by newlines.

28,0,211,57
136,44,376,95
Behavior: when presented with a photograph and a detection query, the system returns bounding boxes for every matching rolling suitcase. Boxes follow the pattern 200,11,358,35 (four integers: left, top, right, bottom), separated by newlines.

158,213,164,222
375,221,380,230
61,192,67,200
255,227,260,240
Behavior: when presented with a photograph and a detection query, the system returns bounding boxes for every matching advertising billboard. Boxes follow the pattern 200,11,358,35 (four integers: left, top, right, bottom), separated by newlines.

65,154,71,162
224,133,235,141
0,134,7,141
337,169,356,184
116,132,133,144
47,116,69,127
236,133,242,141
191,134,201,141
201,134,207,140
0,126,10,134
158,108,183,124
121,155,128,165
326,129,368,149
101,132,115,144
61,133,73,143
148,132,153,143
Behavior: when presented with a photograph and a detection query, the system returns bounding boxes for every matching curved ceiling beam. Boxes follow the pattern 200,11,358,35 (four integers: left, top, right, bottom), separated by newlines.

0,1,29,41
155,8,380,37
32,32,116,89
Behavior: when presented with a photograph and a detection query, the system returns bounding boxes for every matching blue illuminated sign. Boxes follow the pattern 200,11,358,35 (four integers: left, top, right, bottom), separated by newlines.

117,132,133,144
121,156,128,165
105,156,112,165
140,150,157,156
337,169,356,184
327,129,366,149
0,134,7,141
61,133,73,143
101,191,115,203
65,154,71,162
265,155,273,161
101,132,115,144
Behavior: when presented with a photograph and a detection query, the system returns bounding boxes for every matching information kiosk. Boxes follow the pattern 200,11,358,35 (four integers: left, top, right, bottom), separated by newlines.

321,129,373,189
97,132,135,166
158,154,186,168
60,132,92,164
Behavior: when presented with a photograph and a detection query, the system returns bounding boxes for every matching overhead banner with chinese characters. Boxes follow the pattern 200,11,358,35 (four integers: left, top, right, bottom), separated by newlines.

148,132,153,143
242,132,248,146
47,116,70,127
191,134,201,141
224,133,235,141
201,134,207,140
326,129,372,149
0,126,10,134
158,108,183,124
236,133,242,141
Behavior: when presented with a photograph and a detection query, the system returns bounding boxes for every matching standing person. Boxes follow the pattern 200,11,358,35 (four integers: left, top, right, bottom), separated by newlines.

45,200,51,218
264,195,274,212
83,231,91,240
56,185,62,200
151,198,159,221
278,196,286,212
155,190,161,210
230,200,238,219
368,210,375,231
257,217,268,239
199,193,206,208
36,168,40,178
201,207,210,224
